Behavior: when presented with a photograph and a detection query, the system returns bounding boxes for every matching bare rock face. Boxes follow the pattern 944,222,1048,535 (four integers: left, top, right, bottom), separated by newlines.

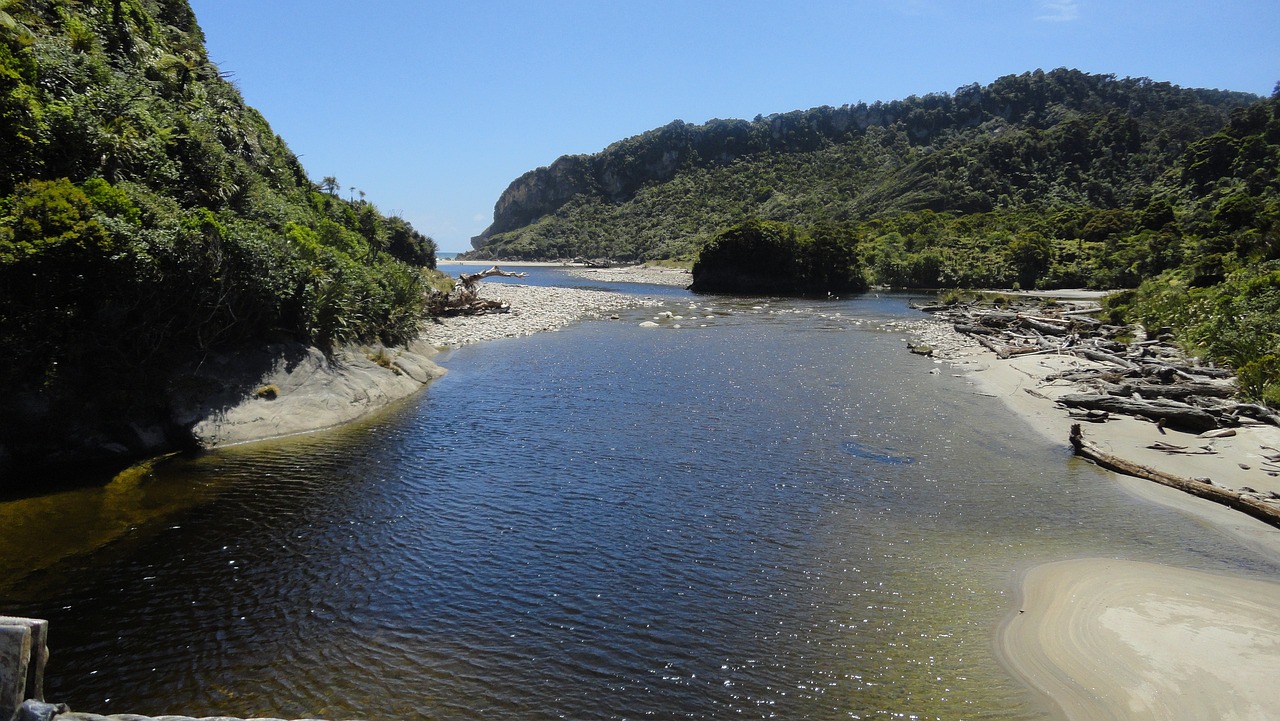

477,155,597,243
472,120,709,250
172,342,446,448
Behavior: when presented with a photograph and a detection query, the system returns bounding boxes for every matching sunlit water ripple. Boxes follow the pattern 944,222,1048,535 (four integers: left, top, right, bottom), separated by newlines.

3,286,1279,720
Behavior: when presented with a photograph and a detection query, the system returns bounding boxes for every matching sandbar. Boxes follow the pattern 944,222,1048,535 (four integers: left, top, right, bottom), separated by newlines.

999,558,1280,720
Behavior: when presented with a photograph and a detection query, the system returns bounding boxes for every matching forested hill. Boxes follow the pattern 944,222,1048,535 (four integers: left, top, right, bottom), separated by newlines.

469,69,1259,263
0,0,436,471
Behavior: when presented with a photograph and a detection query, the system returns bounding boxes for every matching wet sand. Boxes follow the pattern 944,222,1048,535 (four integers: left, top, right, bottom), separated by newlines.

902,313,1280,719
999,559,1280,720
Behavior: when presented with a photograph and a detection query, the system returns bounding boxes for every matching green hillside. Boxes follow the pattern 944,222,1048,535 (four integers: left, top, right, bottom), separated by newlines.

471,69,1280,400
469,69,1266,285
0,0,437,471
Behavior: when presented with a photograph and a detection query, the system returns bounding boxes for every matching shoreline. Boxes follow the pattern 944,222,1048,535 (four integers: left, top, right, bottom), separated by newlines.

194,282,661,452
420,282,661,348
902,311,1280,552
902,307,1280,719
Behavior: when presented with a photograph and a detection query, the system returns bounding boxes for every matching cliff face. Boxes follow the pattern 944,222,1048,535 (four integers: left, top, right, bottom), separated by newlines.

482,156,596,238
468,102,918,250
475,120,712,244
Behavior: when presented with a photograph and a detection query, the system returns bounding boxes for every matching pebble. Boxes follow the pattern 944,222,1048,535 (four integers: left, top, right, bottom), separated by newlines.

420,284,659,348
565,266,692,287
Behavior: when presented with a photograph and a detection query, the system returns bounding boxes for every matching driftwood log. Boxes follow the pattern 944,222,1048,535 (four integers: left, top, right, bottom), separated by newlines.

917,296,1280,428
1057,393,1233,433
457,265,528,290
428,266,528,316
1070,424,1280,529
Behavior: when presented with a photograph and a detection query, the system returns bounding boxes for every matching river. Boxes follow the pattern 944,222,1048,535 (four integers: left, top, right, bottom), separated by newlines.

2,273,1278,719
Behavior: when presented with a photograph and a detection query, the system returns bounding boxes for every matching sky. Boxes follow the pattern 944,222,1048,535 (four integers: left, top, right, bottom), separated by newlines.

187,1,1280,252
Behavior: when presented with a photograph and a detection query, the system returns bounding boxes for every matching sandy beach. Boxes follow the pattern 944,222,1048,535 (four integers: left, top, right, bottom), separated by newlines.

999,559,1280,720
902,311,1280,719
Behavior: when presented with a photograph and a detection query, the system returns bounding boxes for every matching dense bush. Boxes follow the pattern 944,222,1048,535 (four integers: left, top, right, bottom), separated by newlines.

0,0,437,402
691,219,866,295
1116,263,1280,404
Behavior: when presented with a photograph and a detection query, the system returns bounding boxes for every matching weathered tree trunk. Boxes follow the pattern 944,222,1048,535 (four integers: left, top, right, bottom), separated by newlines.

427,266,529,317
1116,380,1237,402
1018,315,1070,336
1069,347,1137,370
1057,393,1232,433
1231,403,1280,427
1070,424,1280,529
457,266,528,291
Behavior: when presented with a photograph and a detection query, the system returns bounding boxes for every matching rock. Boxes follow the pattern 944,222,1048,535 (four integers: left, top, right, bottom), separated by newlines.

419,284,657,347
175,343,446,449
18,700,67,721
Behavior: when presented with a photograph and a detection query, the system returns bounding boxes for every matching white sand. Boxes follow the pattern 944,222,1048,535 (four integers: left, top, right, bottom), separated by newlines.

903,315,1280,719
999,559,1280,720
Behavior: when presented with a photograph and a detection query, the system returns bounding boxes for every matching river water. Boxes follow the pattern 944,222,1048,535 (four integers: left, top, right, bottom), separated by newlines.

3,275,1279,720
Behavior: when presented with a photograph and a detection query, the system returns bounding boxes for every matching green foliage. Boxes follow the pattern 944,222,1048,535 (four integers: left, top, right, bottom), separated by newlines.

472,69,1258,264
1112,263,1280,402
691,218,867,295
0,178,106,261
0,1,438,404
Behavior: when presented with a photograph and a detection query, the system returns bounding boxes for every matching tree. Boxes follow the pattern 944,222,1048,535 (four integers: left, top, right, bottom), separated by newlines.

804,222,867,293
691,219,866,295
1008,232,1052,288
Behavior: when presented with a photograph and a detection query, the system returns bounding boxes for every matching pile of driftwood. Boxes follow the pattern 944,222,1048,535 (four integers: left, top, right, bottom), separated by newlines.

915,297,1280,433
426,266,527,317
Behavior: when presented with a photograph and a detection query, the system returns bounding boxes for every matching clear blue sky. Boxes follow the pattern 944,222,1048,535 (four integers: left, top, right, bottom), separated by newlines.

187,1,1279,252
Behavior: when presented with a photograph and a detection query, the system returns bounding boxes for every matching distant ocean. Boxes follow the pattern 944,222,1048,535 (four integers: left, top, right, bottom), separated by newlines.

437,251,462,260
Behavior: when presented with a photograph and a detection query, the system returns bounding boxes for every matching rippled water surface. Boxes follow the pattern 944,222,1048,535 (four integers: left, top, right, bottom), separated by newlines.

3,287,1279,720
